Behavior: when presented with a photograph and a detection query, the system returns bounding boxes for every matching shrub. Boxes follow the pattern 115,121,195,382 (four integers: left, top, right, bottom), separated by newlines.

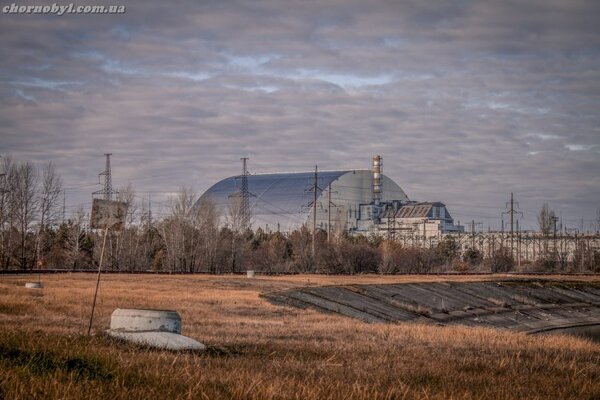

532,256,556,272
462,248,483,266
377,243,442,274
437,236,459,265
484,247,514,273
452,259,470,272
339,241,380,274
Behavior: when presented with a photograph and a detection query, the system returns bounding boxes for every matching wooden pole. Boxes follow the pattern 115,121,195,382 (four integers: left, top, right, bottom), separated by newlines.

327,187,331,243
88,227,109,336
312,165,317,260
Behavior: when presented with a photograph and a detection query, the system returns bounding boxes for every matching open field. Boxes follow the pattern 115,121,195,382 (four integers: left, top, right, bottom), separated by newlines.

1,273,599,399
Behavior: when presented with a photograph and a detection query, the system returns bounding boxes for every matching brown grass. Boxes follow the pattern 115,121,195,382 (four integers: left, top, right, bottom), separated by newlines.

0,273,599,399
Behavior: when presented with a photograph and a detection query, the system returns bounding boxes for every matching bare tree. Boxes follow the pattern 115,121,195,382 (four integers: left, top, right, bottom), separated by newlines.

0,156,13,269
10,162,38,269
226,195,248,273
160,187,205,273
537,203,555,235
36,162,63,264
138,194,153,270
66,205,88,269
537,203,555,257
196,196,219,273
114,183,140,271
226,195,246,236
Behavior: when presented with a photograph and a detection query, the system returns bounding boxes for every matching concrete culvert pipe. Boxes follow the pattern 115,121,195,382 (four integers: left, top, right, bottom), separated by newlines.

25,282,43,289
110,309,181,333
107,308,205,352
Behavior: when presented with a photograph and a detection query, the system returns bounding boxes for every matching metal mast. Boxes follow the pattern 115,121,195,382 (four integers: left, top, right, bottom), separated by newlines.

502,192,522,258
93,153,118,200
328,188,331,241
304,165,322,260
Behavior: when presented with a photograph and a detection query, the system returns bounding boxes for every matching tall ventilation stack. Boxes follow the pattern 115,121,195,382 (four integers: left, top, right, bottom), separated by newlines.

372,155,382,206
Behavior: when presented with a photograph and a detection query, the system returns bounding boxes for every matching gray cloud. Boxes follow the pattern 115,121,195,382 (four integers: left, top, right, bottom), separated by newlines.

0,0,599,229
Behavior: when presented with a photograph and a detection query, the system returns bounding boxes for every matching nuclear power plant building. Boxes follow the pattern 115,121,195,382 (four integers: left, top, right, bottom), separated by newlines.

194,157,463,237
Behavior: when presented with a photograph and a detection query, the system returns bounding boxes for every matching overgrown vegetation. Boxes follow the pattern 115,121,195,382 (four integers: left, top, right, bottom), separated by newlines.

484,247,514,273
1,156,599,274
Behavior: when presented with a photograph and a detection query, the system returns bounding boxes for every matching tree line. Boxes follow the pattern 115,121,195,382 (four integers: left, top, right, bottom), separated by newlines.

1,157,598,274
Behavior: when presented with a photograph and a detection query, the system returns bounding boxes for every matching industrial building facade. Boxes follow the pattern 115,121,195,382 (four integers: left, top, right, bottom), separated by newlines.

194,157,464,238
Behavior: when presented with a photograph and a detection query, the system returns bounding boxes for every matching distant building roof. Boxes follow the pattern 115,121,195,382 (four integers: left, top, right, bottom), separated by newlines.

379,202,451,220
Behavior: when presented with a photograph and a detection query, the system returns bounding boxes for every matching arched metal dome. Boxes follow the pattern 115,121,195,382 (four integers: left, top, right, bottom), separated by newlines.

194,169,408,233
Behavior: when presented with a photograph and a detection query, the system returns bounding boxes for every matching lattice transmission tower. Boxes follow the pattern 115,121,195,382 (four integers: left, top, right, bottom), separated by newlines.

93,153,118,200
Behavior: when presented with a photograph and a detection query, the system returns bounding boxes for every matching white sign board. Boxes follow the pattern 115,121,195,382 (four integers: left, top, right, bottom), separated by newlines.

90,198,128,230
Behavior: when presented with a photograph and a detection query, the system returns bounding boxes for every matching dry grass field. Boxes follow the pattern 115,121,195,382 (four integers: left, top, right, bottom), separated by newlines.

1,273,599,399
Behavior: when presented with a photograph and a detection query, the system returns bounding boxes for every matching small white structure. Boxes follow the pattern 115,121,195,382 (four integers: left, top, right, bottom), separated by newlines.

25,282,43,289
106,308,205,351
246,270,255,278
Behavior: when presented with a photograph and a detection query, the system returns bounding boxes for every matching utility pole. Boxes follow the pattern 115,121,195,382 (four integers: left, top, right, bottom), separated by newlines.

328,188,331,242
147,192,152,268
312,165,318,259
552,215,559,257
501,216,504,248
62,189,66,224
502,192,522,257
469,220,482,250
147,192,152,235
229,158,254,222
304,166,322,260
510,193,514,250
240,157,250,231
93,153,118,200
92,153,118,271
326,187,337,243
148,192,152,229
228,158,254,273
516,219,521,267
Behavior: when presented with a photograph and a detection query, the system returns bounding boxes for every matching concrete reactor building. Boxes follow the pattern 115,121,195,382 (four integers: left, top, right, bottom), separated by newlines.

194,156,463,238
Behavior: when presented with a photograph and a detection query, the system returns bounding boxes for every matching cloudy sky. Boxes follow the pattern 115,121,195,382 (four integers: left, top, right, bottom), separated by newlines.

1,0,599,230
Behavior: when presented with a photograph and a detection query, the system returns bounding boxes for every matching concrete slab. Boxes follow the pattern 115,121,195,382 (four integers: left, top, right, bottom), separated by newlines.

263,280,600,335
107,330,206,351
286,290,386,323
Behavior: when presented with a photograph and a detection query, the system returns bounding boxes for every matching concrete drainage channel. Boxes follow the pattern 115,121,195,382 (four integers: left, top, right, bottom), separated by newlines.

263,280,600,340
106,308,206,351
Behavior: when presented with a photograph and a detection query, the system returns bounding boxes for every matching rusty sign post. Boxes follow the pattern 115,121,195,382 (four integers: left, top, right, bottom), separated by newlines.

87,198,128,335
